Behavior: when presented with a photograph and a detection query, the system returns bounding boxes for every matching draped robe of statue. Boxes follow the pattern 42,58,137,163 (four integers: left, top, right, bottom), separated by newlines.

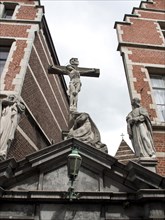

0,95,25,160
126,99,156,158
67,112,108,153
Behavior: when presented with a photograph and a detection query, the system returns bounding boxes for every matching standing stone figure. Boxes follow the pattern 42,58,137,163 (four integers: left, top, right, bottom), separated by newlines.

0,94,25,160
49,58,96,112
67,112,108,153
126,97,156,158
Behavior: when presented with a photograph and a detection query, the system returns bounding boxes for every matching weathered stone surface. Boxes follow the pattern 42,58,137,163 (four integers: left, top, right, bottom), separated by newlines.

0,138,164,220
0,204,34,218
40,204,101,220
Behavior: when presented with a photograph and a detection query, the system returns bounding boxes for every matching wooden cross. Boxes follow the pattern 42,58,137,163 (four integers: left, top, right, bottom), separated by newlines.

48,58,100,112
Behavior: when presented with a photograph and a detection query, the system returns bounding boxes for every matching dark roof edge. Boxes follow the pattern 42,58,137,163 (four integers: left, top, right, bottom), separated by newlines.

132,6,165,13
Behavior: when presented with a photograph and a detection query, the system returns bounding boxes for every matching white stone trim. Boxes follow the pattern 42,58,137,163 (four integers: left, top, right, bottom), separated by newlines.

37,32,69,114
141,3,146,9
28,64,62,132
155,22,165,46
128,15,165,22
134,9,141,17
20,97,51,144
121,48,140,99
116,24,123,43
33,44,68,127
37,33,51,64
0,21,33,26
12,25,39,96
35,7,43,21
0,3,5,18
38,30,69,114
156,152,165,157
12,4,20,20
17,126,38,151
0,41,16,92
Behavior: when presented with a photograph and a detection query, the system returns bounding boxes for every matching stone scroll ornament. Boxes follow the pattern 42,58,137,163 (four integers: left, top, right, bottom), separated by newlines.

0,94,25,160
67,112,108,153
126,97,156,158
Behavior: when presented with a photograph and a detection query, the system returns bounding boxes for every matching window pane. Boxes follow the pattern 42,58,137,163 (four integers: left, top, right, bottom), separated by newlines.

0,47,10,58
0,60,6,75
157,105,165,122
3,9,14,19
0,47,10,75
150,74,165,122
151,76,165,88
153,89,165,105
0,51,9,59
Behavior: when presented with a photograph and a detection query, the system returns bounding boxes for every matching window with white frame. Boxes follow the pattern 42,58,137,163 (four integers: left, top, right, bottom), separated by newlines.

0,39,14,75
150,74,165,122
159,21,165,39
2,3,17,19
0,46,10,75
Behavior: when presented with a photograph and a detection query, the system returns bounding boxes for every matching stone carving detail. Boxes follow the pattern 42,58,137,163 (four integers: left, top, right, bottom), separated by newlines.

48,58,97,112
66,58,82,112
0,94,25,160
126,97,156,158
67,112,108,153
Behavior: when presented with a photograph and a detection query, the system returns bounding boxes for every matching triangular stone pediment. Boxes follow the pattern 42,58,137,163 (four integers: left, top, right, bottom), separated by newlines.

0,138,164,194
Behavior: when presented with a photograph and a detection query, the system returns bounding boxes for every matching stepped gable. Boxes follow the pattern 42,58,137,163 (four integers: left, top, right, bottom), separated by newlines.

115,139,138,164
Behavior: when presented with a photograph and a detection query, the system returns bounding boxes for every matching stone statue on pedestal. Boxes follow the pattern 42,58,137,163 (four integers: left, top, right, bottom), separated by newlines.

49,58,106,153
67,112,108,153
0,94,25,160
126,97,156,158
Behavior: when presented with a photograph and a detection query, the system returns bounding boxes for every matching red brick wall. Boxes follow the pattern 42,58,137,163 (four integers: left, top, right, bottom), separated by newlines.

137,10,165,20
1,0,69,161
128,48,165,64
38,31,69,115
121,19,163,45
16,6,39,20
33,33,69,123
21,66,63,142
144,0,165,10
4,40,28,91
0,24,30,38
7,130,36,161
116,0,165,176
18,113,49,149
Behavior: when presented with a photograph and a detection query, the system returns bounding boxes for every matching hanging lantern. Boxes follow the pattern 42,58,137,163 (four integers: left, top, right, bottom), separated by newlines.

67,146,82,181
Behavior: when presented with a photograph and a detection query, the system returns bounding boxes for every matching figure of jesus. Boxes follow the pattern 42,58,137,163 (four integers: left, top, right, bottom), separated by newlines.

49,58,97,112
66,58,82,112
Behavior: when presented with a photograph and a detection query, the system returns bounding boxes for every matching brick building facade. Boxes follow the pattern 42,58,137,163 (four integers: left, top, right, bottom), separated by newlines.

0,1,165,219
115,0,165,176
0,0,69,161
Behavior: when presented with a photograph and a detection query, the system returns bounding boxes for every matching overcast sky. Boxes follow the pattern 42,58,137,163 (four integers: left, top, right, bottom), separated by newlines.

41,0,141,156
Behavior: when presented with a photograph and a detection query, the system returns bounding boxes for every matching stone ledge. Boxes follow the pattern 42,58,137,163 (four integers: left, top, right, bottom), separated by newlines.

117,42,165,51
0,190,164,203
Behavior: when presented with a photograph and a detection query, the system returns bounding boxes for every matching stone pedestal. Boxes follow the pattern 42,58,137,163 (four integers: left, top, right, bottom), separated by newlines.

138,158,158,173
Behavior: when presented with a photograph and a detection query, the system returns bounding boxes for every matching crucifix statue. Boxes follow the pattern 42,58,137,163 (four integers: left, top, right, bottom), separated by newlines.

48,58,100,112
